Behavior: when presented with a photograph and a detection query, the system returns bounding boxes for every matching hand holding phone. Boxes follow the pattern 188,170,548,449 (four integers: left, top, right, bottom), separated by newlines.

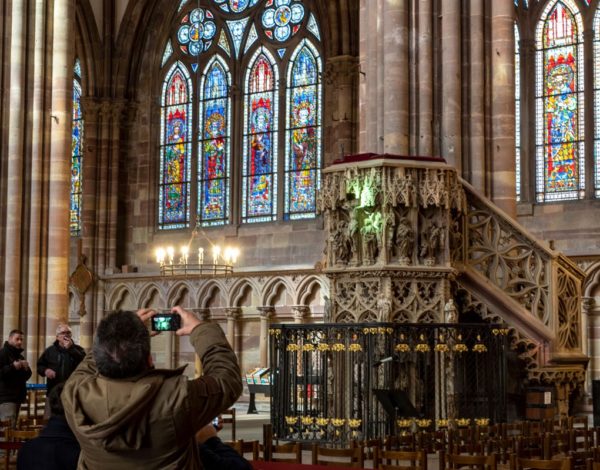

151,313,182,332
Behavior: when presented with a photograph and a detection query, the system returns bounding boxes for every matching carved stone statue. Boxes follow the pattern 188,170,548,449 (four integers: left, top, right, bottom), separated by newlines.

331,219,350,265
444,298,458,323
361,212,381,264
420,222,444,265
395,217,414,264
377,297,392,320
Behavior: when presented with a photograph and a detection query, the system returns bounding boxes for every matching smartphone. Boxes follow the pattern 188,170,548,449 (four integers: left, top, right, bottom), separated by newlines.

151,313,181,332
212,416,220,428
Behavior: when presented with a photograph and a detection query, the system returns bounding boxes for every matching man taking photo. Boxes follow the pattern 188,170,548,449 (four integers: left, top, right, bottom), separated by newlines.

37,324,85,417
62,306,242,469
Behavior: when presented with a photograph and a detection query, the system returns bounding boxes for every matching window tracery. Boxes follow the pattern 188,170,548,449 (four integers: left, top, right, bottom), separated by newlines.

159,0,322,229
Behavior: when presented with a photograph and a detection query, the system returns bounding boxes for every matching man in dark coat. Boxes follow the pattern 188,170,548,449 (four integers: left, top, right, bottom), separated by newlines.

17,382,80,469
0,329,32,426
37,323,85,417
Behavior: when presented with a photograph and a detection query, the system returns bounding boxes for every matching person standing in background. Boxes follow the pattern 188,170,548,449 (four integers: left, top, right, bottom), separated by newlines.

0,330,31,426
37,324,85,418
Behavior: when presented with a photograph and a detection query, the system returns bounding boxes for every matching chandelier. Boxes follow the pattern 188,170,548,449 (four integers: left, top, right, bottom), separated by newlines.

155,234,239,276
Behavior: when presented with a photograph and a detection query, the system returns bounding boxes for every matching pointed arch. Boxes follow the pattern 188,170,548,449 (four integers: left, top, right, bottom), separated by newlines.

296,274,327,305
107,283,137,311
198,280,226,308
159,60,193,229
198,54,232,226
229,278,258,307
242,47,279,223
137,282,165,309
262,277,292,306
167,282,192,307
535,0,584,202
285,38,322,220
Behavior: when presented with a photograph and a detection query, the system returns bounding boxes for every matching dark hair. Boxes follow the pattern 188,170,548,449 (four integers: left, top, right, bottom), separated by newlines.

48,382,66,416
92,310,150,379
9,329,24,337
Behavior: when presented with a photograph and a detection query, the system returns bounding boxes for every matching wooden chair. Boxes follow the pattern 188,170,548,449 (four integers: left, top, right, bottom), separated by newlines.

312,443,364,467
0,441,23,469
568,449,594,470
8,428,40,442
16,416,48,430
377,449,427,470
510,455,572,470
445,453,497,470
221,408,236,441
228,439,259,461
268,442,302,463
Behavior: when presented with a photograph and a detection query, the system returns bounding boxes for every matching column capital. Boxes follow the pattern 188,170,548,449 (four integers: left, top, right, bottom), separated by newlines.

291,305,311,320
225,307,242,320
192,308,211,321
257,306,275,319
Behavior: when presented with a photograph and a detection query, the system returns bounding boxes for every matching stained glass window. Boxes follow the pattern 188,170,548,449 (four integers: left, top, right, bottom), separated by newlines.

198,56,231,226
593,9,600,197
71,60,83,237
261,0,305,42
285,40,321,220
535,0,584,202
177,8,217,56
159,61,193,229
213,0,259,14
159,2,322,228
242,48,279,223
515,23,521,202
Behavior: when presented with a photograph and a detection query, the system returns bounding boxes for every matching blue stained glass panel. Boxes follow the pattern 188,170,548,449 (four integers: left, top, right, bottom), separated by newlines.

243,50,278,222
227,18,250,57
199,59,231,225
535,0,584,201
159,63,192,228
71,75,83,236
285,41,321,219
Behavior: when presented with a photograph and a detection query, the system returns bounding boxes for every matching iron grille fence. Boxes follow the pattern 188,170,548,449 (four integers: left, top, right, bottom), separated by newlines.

269,323,507,444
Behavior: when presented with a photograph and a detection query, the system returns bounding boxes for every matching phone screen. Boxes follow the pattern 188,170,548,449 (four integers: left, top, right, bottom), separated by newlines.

151,313,181,332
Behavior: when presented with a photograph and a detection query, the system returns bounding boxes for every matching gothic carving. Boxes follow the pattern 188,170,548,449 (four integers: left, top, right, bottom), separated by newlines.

419,222,444,266
556,266,581,350
465,197,550,324
395,216,414,265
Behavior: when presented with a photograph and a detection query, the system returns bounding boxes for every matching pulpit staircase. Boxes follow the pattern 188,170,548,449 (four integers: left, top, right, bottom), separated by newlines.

318,155,587,415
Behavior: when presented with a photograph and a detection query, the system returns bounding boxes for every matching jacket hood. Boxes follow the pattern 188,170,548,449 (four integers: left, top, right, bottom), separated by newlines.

3,341,23,355
66,366,185,452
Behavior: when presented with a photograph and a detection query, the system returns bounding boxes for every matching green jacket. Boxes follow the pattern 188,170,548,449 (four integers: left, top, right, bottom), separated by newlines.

62,322,242,469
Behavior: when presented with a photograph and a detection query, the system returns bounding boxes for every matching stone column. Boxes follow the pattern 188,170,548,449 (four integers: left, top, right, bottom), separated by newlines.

584,298,597,398
193,308,211,376
489,0,516,217
382,0,408,154
416,0,433,156
324,55,358,163
3,0,27,334
292,305,311,324
46,0,75,343
439,0,461,168
79,98,101,350
26,0,49,369
226,307,242,353
257,307,274,368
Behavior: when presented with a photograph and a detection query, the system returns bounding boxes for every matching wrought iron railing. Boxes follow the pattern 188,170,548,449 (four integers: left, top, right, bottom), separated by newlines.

269,322,507,444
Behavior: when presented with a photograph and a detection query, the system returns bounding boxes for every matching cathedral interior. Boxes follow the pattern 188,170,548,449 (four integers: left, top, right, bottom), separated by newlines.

1,0,599,425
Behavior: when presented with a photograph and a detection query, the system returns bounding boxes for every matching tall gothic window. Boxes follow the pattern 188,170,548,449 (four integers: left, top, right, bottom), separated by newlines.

199,57,231,225
594,9,600,196
285,39,322,219
535,0,584,202
71,58,83,237
159,62,193,229
159,0,323,229
515,23,521,202
242,48,278,223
